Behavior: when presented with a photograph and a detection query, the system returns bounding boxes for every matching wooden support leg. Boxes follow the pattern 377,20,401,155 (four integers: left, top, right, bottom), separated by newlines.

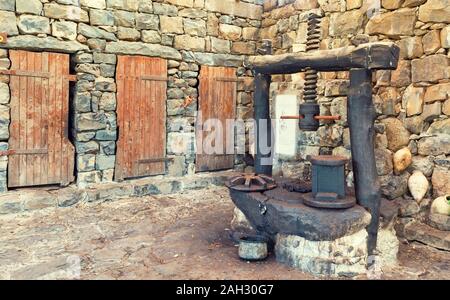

348,68,381,256
253,72,272,176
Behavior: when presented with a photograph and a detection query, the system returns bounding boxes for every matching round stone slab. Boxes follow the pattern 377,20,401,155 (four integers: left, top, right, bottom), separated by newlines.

302,193,356,209
229,187,371,241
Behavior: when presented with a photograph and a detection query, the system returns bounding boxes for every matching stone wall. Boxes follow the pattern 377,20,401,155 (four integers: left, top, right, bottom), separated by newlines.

261,0,450,210
0,0,264,190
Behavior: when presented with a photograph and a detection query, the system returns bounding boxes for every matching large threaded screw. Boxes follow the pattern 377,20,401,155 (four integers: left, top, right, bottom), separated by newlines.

299,13,322,131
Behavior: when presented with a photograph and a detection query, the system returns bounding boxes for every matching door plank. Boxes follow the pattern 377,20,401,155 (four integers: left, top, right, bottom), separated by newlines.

18,51,27,185
41,52,49,185
33,52,42,185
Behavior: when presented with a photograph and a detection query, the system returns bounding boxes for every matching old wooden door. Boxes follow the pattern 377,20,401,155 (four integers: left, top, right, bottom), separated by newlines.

6,50,76,187
115,56,167,180
196,66,237,172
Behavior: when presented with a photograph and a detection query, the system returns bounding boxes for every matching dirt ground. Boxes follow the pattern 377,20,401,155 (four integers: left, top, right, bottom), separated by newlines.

0,186,449,280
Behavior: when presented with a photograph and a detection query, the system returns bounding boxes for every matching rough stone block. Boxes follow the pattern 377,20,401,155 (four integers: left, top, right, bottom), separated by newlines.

418,0,450,23
366,8,416,37
379,172,409,200
0,83,10,105
174,35,205,51
168,156,186,177
411,54,449,83
329,10,364,37
231,41,256,55
0,105,10,140
390,60,411,87
167,132,195,155
76,113,107,132
81,0,106,9
160,16,184,34
75,141,99,154
0,0,15,11
93,52,116,65
106,0,139,11
431,166,450,197
403,84,424,116
52,21,77,41
44,3,89,23
381,118,410,152
78,23,117,41
99,92,116,111
95,155,115,170
117,27,140,41
77,154,96,172
183,19,206,37
275,230,368,277
141,30,161,43
105,41,182,60
421,101,442,122
153,3,178,16
90,9,114,26
441,26,450,49
16,0,43,15
113,10,136,27
77,170,102,187
417,134,450,156
205,0,262,20
424,83,450,103
397,36,424,59
179,8,207,18
100,141,115,155
0,11,19,36
136,13,159,30
95,129,117,140
219,24,242,41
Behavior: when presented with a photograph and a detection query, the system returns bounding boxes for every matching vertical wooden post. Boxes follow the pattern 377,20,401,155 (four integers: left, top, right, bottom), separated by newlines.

253,40,272,176
348,68,380,256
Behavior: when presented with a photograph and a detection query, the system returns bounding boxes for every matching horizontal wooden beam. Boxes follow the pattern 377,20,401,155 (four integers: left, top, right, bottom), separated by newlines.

117,75,168,81
0,70,77,81
246,42,400,74
0,69,50,78
0,149,48,156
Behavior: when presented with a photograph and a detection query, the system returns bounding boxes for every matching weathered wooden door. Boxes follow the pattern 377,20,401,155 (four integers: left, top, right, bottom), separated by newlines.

6,50,76,187
115,55,167,180
196,66,237,172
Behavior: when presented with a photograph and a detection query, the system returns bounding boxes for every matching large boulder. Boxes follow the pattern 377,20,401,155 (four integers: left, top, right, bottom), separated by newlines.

417,134,450,156
0,11,19,36
431,167,450,197
418,0,450,23
411,54,449,83
381,118,411,152
366,8,416,37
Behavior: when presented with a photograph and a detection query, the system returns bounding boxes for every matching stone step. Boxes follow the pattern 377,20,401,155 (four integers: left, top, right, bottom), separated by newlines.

0,170,237,215
404,221,450,251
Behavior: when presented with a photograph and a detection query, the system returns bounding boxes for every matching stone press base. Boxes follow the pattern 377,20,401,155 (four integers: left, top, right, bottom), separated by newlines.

229,178,399,277
232,205,399,277
275,228,399,277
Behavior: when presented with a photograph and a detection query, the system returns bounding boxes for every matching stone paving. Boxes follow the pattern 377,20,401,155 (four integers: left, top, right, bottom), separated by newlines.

0,186,449,280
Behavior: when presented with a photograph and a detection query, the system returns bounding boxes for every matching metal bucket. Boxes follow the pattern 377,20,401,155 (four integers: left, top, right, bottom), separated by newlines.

238,235,268,261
